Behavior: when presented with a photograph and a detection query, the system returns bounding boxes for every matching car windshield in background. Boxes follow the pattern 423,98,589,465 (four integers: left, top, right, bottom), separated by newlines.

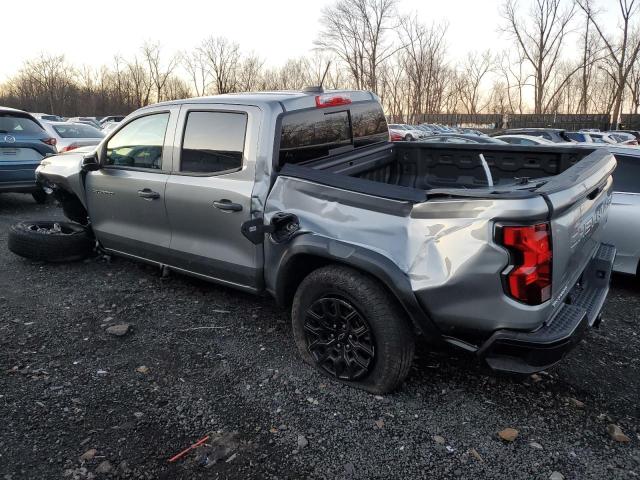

53,124,104,138
0,114,43,135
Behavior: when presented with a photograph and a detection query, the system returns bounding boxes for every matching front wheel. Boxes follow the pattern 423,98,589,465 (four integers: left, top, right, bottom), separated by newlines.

8,221,94,262
291,265,415,394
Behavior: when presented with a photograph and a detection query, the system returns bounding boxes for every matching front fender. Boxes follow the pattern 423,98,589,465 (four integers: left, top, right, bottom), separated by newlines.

36,152,88,207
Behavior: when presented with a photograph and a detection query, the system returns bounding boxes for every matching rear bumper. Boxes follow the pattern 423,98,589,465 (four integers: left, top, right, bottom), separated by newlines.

0,181,40,193
477,243,615,374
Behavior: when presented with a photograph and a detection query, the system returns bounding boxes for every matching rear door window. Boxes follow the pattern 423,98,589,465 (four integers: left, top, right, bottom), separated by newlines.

179,111,247,174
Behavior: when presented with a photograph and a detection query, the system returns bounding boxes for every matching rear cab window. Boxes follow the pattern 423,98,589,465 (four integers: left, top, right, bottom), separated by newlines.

278,102,388,167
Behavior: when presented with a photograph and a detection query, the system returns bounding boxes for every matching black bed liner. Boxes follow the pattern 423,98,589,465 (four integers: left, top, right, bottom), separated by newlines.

278,142,607,204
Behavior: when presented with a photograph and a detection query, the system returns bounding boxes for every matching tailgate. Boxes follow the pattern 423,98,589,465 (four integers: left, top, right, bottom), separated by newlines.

535,149,616,301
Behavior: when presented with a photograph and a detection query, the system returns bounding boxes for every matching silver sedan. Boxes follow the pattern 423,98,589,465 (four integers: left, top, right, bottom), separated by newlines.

41,121,104,153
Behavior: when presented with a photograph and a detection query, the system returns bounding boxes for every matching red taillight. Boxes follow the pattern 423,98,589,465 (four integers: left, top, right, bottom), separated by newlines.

60,143,78,153
390,131,402,141
315,94,352,108
41,137,57,146
500,223,552,305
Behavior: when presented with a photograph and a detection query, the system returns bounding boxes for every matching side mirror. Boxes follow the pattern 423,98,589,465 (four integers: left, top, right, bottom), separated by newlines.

81,152,100,172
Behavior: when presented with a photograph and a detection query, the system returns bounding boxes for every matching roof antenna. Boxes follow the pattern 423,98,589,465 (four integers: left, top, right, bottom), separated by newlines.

302,61,332,94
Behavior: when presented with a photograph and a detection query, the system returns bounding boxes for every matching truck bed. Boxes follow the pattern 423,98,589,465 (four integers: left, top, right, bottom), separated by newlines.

280,142,599,201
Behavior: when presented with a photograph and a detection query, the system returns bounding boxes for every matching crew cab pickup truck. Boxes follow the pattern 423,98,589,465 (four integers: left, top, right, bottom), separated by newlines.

21,89,616,393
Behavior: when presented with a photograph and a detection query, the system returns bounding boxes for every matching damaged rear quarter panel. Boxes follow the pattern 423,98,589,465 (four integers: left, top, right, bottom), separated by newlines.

265,175,557,335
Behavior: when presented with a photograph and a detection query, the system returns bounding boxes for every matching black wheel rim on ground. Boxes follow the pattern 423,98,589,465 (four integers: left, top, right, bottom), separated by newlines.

304,296,375,380
25,222,77,235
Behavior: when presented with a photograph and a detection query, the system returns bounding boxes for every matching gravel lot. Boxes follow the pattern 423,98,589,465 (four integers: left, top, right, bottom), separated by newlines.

0,193,639,480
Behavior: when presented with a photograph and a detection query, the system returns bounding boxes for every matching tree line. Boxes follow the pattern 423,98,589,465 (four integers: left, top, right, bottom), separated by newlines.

1,0,639,126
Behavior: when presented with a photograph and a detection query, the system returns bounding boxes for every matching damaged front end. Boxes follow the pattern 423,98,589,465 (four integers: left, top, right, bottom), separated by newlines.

36,151,91,225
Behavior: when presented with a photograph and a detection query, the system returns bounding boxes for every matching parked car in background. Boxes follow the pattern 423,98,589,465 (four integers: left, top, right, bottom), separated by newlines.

565,131,593,143
494,128,574,143
100,121,120,135
387,124,427,141
67,117,102,129
99,115,125,126
422,134,507,144
589,132,620,145
494,134,557,146
389,129,404,141
0,107,56,203
607,131,638,145
31,113,64,123
612,130,640,141
602,146,640,275
41,121,105,153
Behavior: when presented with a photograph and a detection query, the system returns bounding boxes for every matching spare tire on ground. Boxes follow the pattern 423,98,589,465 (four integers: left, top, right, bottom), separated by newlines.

8,221,94,262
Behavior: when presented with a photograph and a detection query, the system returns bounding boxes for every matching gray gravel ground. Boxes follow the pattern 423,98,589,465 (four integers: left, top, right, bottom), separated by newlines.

0,193,639,480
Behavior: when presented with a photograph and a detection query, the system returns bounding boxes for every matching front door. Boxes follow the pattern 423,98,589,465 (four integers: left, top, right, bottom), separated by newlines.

86,109,178,262
164,105,262,291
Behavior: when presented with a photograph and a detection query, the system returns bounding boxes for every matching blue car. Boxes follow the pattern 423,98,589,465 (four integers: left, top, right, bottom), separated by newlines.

0,107,58,203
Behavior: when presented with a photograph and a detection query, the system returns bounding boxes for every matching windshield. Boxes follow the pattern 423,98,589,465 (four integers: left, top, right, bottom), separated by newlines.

52,124,104,139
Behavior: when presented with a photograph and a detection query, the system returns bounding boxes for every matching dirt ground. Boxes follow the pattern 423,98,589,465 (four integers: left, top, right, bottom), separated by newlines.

0,193,638,480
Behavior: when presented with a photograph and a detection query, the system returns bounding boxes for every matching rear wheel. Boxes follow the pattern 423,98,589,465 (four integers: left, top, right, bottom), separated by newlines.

291,265,415,394
8,221,93,262
404,134,413,141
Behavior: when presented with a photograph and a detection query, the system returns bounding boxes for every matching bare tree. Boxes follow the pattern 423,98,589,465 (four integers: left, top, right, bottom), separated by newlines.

142,42,179,102
501,0,578,113
201,36,241,94
316,0,398,92
182,49,211,97
577,0,640,126
457,50,494,114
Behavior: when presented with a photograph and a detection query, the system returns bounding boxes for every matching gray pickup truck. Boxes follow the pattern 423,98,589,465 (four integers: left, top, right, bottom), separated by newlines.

11,89,616,393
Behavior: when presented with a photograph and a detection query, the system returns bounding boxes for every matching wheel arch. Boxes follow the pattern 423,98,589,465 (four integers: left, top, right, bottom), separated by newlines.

267,234,440,337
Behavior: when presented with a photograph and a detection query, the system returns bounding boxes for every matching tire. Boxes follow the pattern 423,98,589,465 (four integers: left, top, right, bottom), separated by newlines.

404,134,413,141
8,221,93,262
291,265,415,394
32,190,48,204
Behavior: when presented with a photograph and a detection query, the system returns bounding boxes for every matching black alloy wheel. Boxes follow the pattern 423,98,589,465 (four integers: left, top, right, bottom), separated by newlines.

304,296,375,380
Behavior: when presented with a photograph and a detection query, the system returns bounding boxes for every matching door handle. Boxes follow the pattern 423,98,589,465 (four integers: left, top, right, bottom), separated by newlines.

213,199,243,212
138,188,160,199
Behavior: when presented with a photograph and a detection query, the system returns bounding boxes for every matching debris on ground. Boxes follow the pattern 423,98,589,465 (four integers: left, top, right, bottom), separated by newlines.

498,428,519,442
105,323,131,336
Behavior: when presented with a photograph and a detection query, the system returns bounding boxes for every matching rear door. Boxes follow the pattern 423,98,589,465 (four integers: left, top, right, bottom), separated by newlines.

86,107,179,263
163,104,262,291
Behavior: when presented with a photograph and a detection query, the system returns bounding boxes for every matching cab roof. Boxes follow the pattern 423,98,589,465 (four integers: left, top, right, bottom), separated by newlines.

142,89,378,113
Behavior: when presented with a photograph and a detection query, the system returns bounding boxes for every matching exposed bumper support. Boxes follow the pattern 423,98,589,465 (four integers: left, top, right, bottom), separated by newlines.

477,243,616,374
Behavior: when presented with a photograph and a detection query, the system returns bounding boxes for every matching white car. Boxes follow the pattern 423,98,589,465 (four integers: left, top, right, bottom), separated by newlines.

603,146,640,275
494,134,557,146
387,124,427,141
41,121,105,153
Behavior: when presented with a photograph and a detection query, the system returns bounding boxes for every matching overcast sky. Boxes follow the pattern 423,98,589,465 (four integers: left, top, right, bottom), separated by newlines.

0,0,619,80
